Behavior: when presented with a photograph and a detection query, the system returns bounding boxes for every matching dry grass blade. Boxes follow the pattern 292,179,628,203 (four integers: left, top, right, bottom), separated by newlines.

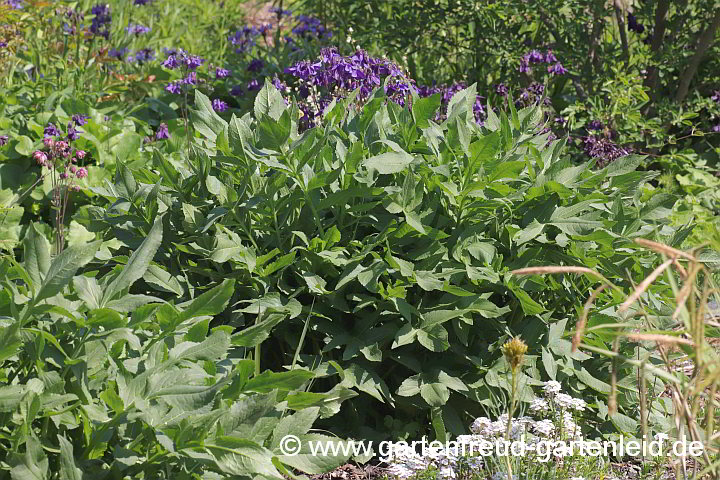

511,266,597,275
618,258,673,313
625,333,695,346
672,263,701,320
634,238,696,261
572,284,608,352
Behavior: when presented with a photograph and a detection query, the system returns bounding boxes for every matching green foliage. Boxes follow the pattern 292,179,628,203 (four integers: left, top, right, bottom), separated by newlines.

66,81,688,441
0,216,353,478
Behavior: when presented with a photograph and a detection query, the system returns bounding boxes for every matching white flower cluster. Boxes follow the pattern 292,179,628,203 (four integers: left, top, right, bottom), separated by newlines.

385,380,590,479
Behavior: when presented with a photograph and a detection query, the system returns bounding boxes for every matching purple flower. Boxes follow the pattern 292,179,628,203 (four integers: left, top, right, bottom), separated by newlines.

162,55,179,69
215,67,231,79
130,48,155,64
587,120,604,130
6,0,24,9
90,4,112,39
518,60,531,74
526,50,544,64
259,23,272,35
44,123,61,138
126,23,151,35
711,90,720,103
544,50,557,63
66,122,81,141
272,76,289,93
712,124,720,133
134,0,155,5
156,123,170,139
183,53,205,70
548,62,568,75
109,47,129,60
72,114,89,126
247,58,264,72
165,82,183,94
76,150,86,159
212,99,229,112
230,85,244,96
495,83,509,96
582,135,630,167
0,135,8,146
270,6,292,18
183,71,197,85
43,137,54,148
75,167,88,179
228,26,259,53
246,78,261,91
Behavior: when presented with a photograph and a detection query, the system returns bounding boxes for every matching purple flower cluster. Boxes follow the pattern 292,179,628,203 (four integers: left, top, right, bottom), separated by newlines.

134,0,156,5
292,15,329,39
285,48,409,101
0,135,8,146
90,4,112,39
711,90,720,103
5,0,24,9
518,49,567,76
162,49,208,93
229,26,260,53
109,47,129,60
582,135,631,167
129,48,155,64
270,6,292,18
126,23,151,35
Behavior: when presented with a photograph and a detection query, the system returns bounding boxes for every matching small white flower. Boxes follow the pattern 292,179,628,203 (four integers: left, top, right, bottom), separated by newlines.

533,419,555,436
529,397,549,412
470,416,491,434
570,398,587,411
543,380,562,396
555,393,574,409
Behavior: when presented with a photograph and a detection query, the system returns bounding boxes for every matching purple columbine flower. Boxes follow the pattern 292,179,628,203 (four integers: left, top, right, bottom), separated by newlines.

66,122,81,141
44,123,61,137
712,124,720,133
162,55,179,69
109,47,129,60
76,150,86,159
72,114,89,126
126,23,151,35
548,62,568,75
131,48,155,64
215,67,231,79
0,135,8,146
544,50,557,63
156,123,170,139
246,78,261,91
495,83,509,96
212,99,229,112
183,71,197,85
247,58,264,72
165,82,183,94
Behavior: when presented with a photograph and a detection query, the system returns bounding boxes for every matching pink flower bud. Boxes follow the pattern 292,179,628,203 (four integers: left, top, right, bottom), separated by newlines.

43,137,55,148
70,165,77,173
33,150,48,165
75,150,86,159
75,167,88,179
60,172,68,179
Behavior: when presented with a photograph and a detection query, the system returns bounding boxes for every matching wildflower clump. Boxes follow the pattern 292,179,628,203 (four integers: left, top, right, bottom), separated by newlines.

32,120,92,253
